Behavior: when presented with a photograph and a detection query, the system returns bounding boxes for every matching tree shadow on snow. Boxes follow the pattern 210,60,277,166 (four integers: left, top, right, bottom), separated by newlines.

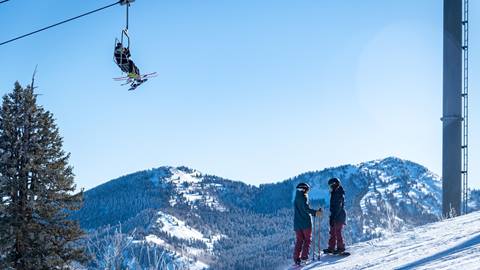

395,233,480,270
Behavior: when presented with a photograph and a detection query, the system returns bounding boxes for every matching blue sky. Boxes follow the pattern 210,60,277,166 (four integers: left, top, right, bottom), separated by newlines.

0,0,479,190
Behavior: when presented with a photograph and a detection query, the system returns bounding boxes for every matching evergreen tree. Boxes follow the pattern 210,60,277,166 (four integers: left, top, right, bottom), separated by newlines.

0,82,87,269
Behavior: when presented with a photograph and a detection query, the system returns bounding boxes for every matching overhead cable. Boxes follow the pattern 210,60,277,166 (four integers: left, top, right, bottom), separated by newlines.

0,1,121,46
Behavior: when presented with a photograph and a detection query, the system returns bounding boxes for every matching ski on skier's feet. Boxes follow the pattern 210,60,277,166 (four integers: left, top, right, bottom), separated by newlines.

128,79,148,91
114,72,157,81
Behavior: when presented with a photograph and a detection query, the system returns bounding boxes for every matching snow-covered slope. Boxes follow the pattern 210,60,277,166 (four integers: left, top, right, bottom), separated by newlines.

144,211,224,269
293,210,480,270
356,157,441,237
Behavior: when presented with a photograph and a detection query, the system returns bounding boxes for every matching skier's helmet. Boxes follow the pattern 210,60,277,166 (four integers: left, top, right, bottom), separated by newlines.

327,177,340,186
296,182,310,192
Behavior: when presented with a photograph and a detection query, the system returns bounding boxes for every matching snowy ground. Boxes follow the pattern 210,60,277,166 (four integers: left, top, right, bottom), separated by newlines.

145,211,224,270
285,210,480,270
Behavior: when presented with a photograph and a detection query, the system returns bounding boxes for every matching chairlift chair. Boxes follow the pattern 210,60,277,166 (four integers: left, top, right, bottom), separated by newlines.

113,29,131,73
114,0,134,74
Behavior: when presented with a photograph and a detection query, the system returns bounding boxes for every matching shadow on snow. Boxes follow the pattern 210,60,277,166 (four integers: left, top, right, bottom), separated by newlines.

395,233,480,270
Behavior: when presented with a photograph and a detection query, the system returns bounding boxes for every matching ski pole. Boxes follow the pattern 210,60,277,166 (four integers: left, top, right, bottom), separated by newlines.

312,215,316,261
318,213,321,260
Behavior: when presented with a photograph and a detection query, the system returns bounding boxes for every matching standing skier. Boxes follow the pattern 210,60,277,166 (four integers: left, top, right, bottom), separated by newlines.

293,183,322,265
324,177,347,255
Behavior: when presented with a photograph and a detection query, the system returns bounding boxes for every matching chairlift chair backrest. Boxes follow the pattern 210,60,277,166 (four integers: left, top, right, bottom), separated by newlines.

121,29,130,49
113,36,130,73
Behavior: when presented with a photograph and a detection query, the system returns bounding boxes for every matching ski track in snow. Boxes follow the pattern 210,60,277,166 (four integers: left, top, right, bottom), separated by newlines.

284,211,480,270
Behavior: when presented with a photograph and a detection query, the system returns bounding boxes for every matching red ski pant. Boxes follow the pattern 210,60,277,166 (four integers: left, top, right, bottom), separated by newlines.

328,222,345,250
293,228,312,260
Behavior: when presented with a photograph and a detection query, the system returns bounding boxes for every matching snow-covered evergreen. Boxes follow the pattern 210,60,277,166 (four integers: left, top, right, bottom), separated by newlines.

0,82,86,269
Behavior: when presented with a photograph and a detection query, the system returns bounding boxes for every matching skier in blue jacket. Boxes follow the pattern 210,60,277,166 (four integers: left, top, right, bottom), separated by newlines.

293,183,322,265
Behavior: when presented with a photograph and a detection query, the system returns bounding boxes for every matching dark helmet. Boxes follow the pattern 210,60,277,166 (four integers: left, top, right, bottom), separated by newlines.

116,42,122,48
328,177,340,186
296,182,310,192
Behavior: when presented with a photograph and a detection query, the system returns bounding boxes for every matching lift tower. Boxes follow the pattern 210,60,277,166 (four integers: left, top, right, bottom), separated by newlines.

442,0,463,217
461,0,470,215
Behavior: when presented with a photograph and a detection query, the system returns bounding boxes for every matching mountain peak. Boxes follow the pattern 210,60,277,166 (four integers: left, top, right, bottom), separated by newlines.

358,156,409,167
167,167,226,211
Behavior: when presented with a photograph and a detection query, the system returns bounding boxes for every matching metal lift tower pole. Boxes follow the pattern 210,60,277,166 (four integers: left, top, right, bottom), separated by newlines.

442,0,463,217
461,0,469,215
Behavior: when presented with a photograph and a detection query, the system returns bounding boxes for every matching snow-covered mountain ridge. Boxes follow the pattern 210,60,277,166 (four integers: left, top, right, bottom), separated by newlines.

73,157,449,269
295,210,480,270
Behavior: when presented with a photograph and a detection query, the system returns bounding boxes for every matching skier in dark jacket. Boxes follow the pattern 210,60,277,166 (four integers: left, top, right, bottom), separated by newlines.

324,177,347,254
293,183,322,265
114,42,140,77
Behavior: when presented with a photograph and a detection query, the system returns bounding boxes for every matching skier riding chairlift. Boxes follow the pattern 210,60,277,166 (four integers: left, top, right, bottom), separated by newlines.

114,0,140,80
114,41,140,79
113,0,156,91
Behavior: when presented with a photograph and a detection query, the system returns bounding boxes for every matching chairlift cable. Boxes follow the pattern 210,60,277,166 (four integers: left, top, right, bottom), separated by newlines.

0,0,121,47
126,3,129,31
